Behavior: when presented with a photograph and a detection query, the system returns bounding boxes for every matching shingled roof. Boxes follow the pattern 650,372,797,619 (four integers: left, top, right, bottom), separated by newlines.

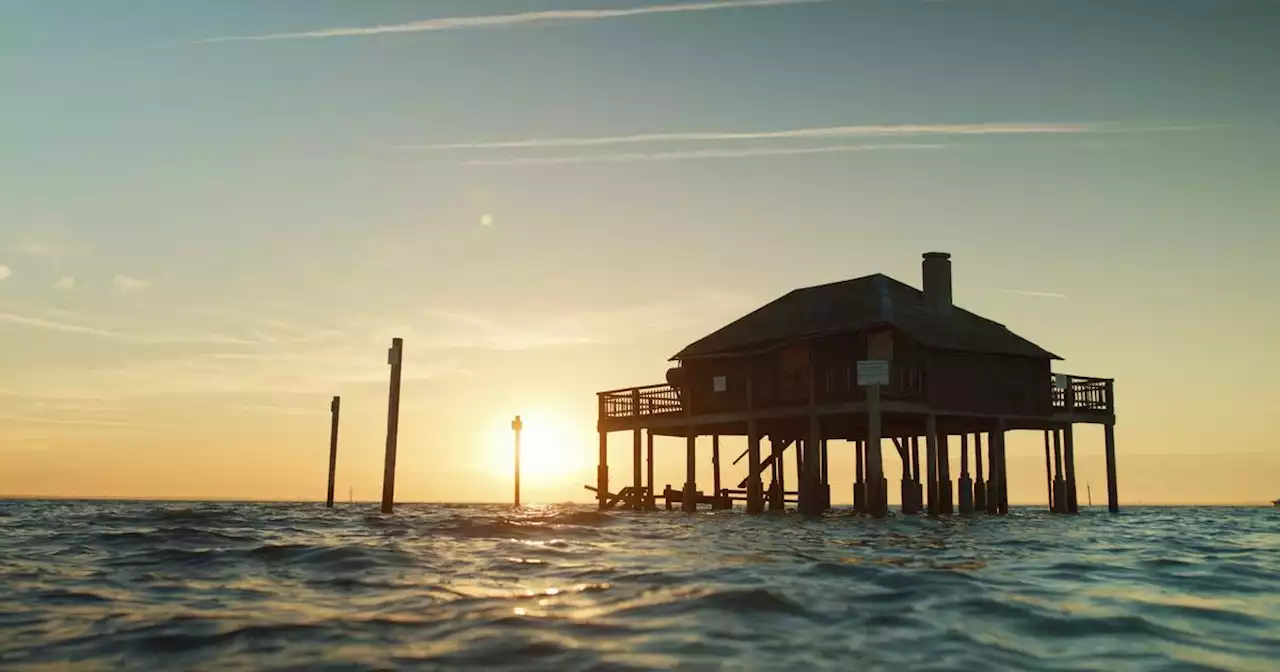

671,273,1059,361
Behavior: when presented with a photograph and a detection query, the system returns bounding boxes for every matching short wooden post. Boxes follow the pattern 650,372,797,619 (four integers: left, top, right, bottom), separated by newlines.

820,438,830,510
899,438,917,514
1043,429,1053,512
1053,428,1065,513
925,414,939,515
853,439,865,512
997,420,1009,514
597,428,609,511
512,415,523,508
683,432,697,513
1105,421,1119,513
646,431,655,510
712,435,723,510
1064,379,1079,513
768,437,784,511
380,338,403,514
911,436,923,514
958,433,974,513
747,421,763,514
803,414,822,515
986,428,1000,515
938,431,953,514
973,433,987,512
867,384,886,517
326,396,340,508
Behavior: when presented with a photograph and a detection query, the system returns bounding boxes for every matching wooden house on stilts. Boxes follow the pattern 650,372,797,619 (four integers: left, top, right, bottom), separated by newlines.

592,252,1117,517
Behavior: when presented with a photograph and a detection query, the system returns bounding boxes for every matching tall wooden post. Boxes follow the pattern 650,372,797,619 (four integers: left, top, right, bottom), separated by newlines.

1043,429,1053,512
1064,379,1079,513
1105,421,1119,513
898,438,917,514
958,433,974,513
803,416,822,514
769,437,784,511
867,384,886,517
632,427,642,499
938,431,953,514
820,438,830,510
380,338,403,514
326,396,340,508
853,439,865,513
973,433,987,512
646,431,655,510
925,414,939,515
597,394,609,511
683,432,697,513
512,415,523,508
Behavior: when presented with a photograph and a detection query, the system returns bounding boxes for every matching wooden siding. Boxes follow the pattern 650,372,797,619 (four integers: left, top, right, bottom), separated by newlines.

923,349,1051,416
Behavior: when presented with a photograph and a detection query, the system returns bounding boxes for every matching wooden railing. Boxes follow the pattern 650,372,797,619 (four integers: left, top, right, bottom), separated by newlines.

1051,374,1113,413
599,383,683,420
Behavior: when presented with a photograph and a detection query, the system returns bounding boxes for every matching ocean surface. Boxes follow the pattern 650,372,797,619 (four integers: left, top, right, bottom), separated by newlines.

1,502,1277,671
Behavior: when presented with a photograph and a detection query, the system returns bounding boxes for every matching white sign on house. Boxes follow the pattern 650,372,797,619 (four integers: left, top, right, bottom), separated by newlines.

1054,374,1069,390
856,359,890,387
712,375,727,393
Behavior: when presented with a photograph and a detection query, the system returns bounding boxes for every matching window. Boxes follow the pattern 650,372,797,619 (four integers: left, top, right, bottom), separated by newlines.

712,375,727,392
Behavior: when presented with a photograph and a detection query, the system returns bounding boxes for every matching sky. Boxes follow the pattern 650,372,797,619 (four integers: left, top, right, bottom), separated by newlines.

2,0,1278,505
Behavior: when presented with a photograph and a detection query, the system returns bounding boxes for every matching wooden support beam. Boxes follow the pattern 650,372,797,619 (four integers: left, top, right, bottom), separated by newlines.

1105,421,1119,513
853,439,865,513
684,432,697,513
925,414,939,515
986,428,1000,515
769,437,785,511
911,435,923,514
820,438,830,511
973,432,987,512
326,396,340,508
958,433,974,514
866,385,886,517
1053,427,1065,513
938,431,953,514
646,431,656,510
712,435,723,510
997,420,1009,514
745,375,763,514
597,429,609,511
633,428,642,493
1043,429,1054,512
1064,422,1078,514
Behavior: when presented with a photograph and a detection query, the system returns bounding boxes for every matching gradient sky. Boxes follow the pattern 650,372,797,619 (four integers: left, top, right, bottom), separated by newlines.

2,0,1278,504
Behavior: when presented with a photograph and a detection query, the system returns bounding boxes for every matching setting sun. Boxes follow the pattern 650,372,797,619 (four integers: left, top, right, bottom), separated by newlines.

481,410,592,493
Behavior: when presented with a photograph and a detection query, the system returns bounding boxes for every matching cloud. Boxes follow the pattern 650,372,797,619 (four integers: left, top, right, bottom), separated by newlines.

463,143,945,166
1005,289,1068,299
112,274,150,295
194,0,826,43
0,312,130,340
53,276,75,291
0,309,260,346
0,265,9,280
405,122,1110,152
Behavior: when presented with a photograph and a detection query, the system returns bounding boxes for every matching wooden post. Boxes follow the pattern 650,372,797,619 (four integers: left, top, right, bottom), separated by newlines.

925,414,939,515
745,375,763,514
326,396,340,508
712,435,723,510
938,431,953,514
794,438,804,504
1053,427,1065,513
597,429,609,511
1105,422,1119,513
803,414,822,515
1064,379,1079,513
997,420,1009,514
986,429,1000,515
632,427,642,505
380,338,403,514
867,384,885,517
958,433,974,514
973,432,987,512
646,431,655,510
911,436,923,514
683,432,697,513
853,439,865,513
1043,429,1053,512
820,438,830,510
898,438,916,514
512,415,523,508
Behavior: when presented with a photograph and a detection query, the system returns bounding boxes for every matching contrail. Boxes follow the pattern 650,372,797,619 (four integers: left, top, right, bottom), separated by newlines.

194,0,829,44
463,143,946,166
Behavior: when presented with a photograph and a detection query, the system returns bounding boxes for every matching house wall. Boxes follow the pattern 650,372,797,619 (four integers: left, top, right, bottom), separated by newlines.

923,350,1052,416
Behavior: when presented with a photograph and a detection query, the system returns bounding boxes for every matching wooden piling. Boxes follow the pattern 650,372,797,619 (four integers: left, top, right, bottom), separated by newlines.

973,432,987,512
938,432,953,514
326,396,340,508
1105,421,1119,513
683,432,697,513
899,437,917,514
512,415,523,508
769,437,785,511
597,424,609,511
853,439,865,513
711,434,722,510
1064,422,1078,513
820,438,830,510
958,433,974,514
632,427,642,504
380,338,403,514
866,384,886,517
986,428,1000,515
746,421,763,513
1043,429,1053,512
925,415,939,515
911,436,923,513
996,420,1009,514
647,431,655,510
1052,427,1065,513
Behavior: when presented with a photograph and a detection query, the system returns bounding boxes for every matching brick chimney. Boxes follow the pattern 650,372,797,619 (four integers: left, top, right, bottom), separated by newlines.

922,251,952,314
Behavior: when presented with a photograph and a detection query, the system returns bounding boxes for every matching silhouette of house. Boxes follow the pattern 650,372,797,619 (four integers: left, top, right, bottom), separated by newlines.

594,252,1117,518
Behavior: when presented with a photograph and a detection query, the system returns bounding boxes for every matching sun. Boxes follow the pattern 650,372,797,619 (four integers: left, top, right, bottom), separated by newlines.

482,410,585,485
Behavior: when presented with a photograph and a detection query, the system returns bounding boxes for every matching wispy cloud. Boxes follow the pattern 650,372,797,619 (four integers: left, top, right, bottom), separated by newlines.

404,122,1108,152
464,143,946,166
1005,289,1069,299
0,312,130,340
112,274,150,295
195,0,826,44
0,265,10,281
0,309,258,346
53,276,75,291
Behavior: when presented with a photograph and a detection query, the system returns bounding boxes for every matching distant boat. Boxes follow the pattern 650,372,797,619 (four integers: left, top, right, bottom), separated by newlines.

1272,498,1279,508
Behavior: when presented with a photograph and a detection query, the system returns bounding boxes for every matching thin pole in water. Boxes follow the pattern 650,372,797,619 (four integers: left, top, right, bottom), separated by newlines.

512,415,523,508
326,396,340,508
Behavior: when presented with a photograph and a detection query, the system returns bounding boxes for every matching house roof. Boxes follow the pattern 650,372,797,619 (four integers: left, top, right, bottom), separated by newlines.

671,273,1060,361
